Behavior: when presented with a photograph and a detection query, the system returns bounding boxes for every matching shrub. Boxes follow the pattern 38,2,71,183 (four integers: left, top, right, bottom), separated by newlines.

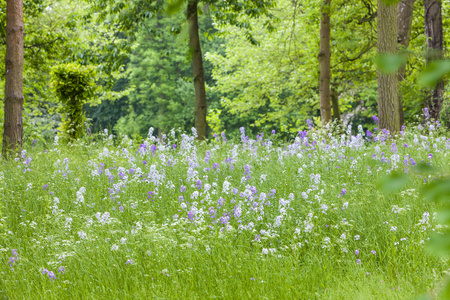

51,63,97,141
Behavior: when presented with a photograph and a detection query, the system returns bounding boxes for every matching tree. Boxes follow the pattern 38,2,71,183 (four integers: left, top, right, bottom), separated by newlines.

377,0,400,132
2,0,24,157
318,0,332,126
424,0,444,120
397,0,415,125
187,0,207,139
89,0,275,140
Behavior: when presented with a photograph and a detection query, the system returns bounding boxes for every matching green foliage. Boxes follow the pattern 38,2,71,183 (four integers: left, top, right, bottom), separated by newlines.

418,60,450,87
379,172,409,194
374,54,408,74
206,108,222,135
51,63,97,140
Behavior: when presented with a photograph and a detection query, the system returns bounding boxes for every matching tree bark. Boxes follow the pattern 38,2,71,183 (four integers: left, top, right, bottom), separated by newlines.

424,0,444,121
331,86,341,121
187,0,207,140
377,0,400,132
318,0,332,127
2,0,24,158
397,0,415,126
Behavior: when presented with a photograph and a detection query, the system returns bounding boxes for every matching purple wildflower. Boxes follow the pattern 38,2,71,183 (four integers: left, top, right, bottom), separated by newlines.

8,249,18,270
341,188,347,196
372,115,379,124
43,184,48,190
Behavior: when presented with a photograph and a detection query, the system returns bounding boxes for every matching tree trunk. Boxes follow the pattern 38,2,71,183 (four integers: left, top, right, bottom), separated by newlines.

2,0,24,158
397,0,415,126
424,0,444,121
331,86,341,121
187,0,207,140
377,0,400,132
318,0,332,127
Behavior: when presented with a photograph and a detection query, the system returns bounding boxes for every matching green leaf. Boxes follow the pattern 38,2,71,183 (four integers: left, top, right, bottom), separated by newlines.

414,162,437,174
373,54,407,74
379,172,409,194
166,0,185,15
418,60,450,87
380,0,401,5
426,234,450,257
422,179,450,203
437,209,450,225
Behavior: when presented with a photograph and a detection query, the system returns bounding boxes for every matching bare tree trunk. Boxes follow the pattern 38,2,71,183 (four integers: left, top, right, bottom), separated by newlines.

331,86,341,121
2,0,24,158
397,0,415,126
187,0,207,140
318,0,332,126
377,0,400,132
424,0,444,121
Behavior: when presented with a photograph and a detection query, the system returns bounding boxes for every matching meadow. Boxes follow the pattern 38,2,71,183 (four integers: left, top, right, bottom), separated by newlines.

1,121,450,299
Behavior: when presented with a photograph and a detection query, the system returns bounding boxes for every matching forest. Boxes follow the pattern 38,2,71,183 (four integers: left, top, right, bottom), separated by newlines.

0,0,449,147
1,0,450,299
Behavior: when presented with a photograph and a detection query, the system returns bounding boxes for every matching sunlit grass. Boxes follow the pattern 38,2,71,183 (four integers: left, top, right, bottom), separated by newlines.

1,124,449,299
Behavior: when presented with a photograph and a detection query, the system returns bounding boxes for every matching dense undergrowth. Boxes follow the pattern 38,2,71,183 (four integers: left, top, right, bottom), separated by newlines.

1,122,450,299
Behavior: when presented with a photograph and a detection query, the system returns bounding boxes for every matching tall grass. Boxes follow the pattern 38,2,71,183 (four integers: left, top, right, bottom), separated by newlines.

1,124,449,299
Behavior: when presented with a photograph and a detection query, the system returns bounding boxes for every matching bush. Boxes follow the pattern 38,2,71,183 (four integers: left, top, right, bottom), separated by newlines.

51,63,97,141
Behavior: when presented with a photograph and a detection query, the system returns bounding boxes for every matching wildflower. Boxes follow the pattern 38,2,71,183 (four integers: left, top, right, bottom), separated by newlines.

126,259,134,265
111,244,119,251
356,259,361,265
196,180,202,190
8,249,18,270
43,184,48,190
271,130,276,135
354,235,360,241
371,250,376,255
58,266,66,274
390,226,397,232
78,231,87,239
372,115,379,124
355,249,359,255
341,188,346,196
41,269,57,280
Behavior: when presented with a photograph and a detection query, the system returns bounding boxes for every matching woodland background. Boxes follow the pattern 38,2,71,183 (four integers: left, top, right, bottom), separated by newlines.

0,0,449,145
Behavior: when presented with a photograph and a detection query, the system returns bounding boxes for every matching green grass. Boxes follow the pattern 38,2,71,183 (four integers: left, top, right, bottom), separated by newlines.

1,126,449,299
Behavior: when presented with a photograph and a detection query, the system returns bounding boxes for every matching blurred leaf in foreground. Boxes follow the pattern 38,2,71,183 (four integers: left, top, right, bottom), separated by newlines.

418,60,450,87
379,172,409,194
374,54,407,74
